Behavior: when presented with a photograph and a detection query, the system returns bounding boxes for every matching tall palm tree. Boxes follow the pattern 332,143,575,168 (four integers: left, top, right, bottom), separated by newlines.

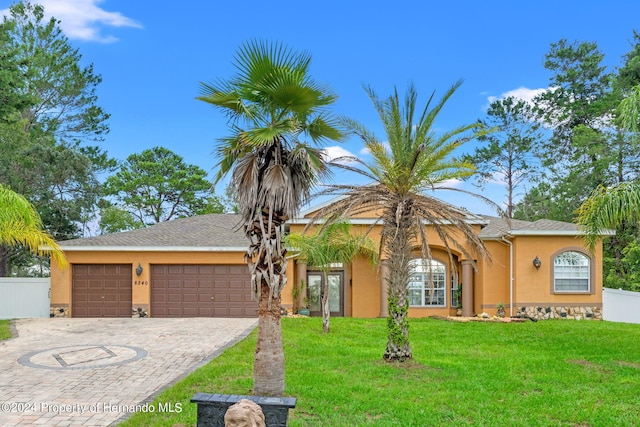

286,221,377,333
197,40,342,396
313,82,492,361
0,184,66,275
577,84,640,250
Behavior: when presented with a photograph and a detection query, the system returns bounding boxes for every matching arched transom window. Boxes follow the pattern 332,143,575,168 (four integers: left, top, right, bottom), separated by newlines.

554,251,590,293
408,258,446,307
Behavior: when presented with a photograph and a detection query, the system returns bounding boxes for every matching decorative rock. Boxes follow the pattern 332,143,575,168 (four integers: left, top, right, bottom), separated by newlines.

513,306,601,321
132,306,149,318
49,306,68,318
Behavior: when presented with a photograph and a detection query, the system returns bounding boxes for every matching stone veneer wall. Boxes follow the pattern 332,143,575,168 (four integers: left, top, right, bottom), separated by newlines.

516,306,602,321
50,305,69,317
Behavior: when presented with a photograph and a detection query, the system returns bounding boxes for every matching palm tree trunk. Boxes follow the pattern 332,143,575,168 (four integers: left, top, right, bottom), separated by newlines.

253,284,285,396
382,210,413,362
321,271,330,333
0,245,10,277
246,209,288,396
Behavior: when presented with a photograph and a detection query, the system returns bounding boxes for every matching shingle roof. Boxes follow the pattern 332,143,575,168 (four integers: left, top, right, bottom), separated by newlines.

60,214,247,249
59,212,612,250
478,215,610,238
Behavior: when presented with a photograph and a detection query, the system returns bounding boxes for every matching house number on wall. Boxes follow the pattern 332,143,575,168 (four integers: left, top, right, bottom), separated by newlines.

134,280,149,285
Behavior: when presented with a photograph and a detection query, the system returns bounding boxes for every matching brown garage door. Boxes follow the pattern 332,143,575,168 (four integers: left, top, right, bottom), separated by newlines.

72,264,132,317
151,264,256,318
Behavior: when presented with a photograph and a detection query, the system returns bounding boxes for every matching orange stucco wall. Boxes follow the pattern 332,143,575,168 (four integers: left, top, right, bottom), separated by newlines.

477,240,511,315
287,220,474,318
51,224,604,319
512,235,602,307
51,250,249,312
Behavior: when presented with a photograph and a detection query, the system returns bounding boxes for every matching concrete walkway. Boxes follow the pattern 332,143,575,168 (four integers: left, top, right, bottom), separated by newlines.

0,318,257,426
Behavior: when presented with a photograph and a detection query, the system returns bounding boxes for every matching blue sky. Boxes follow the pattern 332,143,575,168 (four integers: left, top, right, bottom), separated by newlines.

2,0,640,215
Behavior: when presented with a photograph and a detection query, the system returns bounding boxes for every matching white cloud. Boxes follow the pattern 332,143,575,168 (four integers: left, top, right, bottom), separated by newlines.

321,146,358,164
487,87,550,105
432,178,464,189
1,0,142,43
483,86,561,125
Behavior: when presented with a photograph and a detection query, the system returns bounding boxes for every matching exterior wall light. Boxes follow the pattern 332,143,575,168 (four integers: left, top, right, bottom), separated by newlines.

136,263,143,277
532,256,542,270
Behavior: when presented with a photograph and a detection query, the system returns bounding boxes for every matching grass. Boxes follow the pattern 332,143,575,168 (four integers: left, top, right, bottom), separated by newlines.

119,318,640,426
0,320,11,341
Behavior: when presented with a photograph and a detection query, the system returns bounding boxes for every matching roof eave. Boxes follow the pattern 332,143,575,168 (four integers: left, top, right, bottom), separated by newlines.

509,229,616,236
289,218,490,226
58,246,247,252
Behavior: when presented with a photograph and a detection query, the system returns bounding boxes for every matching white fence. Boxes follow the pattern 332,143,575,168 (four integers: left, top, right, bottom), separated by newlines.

0,278,50,319
603,287,640,324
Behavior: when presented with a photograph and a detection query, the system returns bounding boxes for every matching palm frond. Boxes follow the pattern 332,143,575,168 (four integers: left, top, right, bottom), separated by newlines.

577,182,640,252
0,185,67,269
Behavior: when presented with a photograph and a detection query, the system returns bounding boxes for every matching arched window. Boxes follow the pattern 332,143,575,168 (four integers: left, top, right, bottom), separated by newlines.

554,251,590,293
408,259,446,307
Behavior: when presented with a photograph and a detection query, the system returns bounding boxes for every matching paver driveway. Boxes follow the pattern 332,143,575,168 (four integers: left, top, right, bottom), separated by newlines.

0,317,257,426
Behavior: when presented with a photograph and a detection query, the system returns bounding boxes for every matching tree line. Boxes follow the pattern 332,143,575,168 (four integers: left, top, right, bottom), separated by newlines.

464,35,640,292
0,2,225,276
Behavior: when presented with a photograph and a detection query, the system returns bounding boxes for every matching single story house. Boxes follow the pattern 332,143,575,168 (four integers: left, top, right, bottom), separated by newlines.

50,205,611,320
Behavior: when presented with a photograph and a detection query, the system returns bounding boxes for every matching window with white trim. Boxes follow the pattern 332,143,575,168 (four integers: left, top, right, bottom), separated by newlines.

408,258,446,307
554,251,590,292
451,273,459,308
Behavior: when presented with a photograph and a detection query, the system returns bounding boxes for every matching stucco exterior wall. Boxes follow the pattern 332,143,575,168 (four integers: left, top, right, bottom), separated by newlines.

478,240,511,316
51,250,248,314
512,236,602,307
52,219,605,320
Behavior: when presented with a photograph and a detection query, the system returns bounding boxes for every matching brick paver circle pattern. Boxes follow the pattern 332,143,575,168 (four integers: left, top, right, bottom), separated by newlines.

18,344,147,370
0,318,257,426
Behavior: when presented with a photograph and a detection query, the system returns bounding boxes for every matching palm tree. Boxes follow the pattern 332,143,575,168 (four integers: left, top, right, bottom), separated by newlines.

313,82,492,361
197,40,342,396
577,84,640,250
286,221,377,333
577,182,640,251
0,184,66,275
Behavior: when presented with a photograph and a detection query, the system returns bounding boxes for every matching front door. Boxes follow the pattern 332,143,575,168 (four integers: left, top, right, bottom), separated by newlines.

307,271,344,317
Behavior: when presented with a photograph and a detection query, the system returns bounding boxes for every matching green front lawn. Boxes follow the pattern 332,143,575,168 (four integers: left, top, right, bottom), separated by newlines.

120,318,640,426
0,320,11,341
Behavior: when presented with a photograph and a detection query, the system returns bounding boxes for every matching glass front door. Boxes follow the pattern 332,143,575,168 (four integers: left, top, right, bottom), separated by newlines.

307,271,343,317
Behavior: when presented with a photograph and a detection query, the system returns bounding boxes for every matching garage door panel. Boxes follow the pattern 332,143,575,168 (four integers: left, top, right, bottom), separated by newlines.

228,281,245,290
227,293,243,303
229,265,248,276
87,265,102,275
197,293,211,303
182,280,197,289
182,294,196,303
88,280,103,289
167,293,183,303
151,264,255,318
198,265,214,274
214,295,229,303
72,264,131,318
182,265,199,275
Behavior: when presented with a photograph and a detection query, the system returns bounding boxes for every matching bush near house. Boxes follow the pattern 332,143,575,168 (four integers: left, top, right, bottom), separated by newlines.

120,318,640,427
